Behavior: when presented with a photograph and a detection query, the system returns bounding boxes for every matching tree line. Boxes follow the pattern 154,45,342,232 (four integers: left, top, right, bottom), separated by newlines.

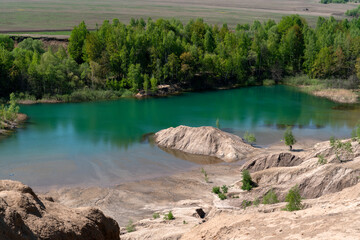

1,15,360,100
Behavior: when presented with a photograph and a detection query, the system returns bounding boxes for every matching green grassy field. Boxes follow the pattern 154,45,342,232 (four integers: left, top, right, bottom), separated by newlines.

0,0,357,33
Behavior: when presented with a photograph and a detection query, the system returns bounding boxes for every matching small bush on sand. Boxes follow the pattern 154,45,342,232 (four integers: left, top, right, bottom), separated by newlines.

262,189,279,204
153,213,160,219
243,131,256,145
212,186,221,194
241,200,252,209
284,126,296,151
317,154,327,165
241,170,257,191
284,185,302,211
218,193,227,200
164,211,175,220
126,220,136,232
221,185,228,194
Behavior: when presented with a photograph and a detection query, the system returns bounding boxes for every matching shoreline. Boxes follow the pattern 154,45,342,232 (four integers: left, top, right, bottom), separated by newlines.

42,138,316,226
15,84,359,106
0,113,28,136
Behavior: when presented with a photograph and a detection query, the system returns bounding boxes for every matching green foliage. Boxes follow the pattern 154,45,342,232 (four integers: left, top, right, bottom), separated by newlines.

262,189,279,204
1,15,360,100
216,118,220,129
153,213,160,219
201,168,209,183
284,127,296,150
241,170,257,191
253,198,260,206
218,193,227,200
126,220,136,232
0,93,20,124
0,35,14,51
330,137,353,162
212,185,228,200
221,185,228,194
352,123,360,142
68,21,88,63
241,200,252,209
243,131,256,145
150,77,158,92
164,211,175,220
212,186,221,194
346,6,360,17
318,154,327,165
284,185,302,211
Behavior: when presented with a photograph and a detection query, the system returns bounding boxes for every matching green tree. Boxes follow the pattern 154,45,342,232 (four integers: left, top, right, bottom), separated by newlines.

204,30,216,52
68,21,89,64
262,189,279,204
284,127,296,151
241,170,256,191
243,131,256,145
284,185,302,211
150,76,158,92
128,64,142,91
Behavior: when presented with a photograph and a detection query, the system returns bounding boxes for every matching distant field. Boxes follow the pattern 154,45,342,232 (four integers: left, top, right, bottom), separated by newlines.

0,0,357,33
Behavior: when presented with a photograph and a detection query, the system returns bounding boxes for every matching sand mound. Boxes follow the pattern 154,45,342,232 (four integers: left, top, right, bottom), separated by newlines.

155,125,255,162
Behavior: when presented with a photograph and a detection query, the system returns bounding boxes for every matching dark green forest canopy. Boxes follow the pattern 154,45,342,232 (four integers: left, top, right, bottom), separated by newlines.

1,15,360,99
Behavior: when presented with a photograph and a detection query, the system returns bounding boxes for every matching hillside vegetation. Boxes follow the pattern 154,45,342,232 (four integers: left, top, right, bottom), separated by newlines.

1,15,360,100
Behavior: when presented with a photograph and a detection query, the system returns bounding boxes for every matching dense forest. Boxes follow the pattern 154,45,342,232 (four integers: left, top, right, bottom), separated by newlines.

1,15,360,100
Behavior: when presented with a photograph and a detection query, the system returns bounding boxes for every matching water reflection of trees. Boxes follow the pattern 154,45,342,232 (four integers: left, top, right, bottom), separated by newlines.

20,86,360,149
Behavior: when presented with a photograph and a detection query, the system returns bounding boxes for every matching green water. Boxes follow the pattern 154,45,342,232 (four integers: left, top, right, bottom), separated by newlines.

0,86,359,189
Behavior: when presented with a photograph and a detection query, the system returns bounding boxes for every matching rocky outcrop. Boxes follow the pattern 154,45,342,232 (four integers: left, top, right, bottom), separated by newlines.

241,152,302,172
154,125,255,162
238,140,360,199
0,113,28,136
0,180,120,240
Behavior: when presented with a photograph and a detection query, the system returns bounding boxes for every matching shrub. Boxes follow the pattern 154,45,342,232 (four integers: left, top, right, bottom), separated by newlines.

263,79,275,86
202,168,209,183
317,154,327,165
216,118,220,129
284,126,296,151
262,189,279,204
212,186,221,194
253,198,260,206
164,211,175,220
241,170,256,191
221,185,228,194
352,123,360,142
241,200,252,209
153,213,160,219
330,137,353,162
243,131,256,145
218,193,227,200
126,220,136,232
284,185,302,211
0,93,20,122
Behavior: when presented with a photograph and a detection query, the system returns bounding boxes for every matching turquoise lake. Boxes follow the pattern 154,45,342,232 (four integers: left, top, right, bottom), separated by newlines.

0,85,359,190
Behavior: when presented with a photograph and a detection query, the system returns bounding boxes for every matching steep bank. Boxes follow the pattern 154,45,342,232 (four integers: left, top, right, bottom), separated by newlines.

0,180,120,240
